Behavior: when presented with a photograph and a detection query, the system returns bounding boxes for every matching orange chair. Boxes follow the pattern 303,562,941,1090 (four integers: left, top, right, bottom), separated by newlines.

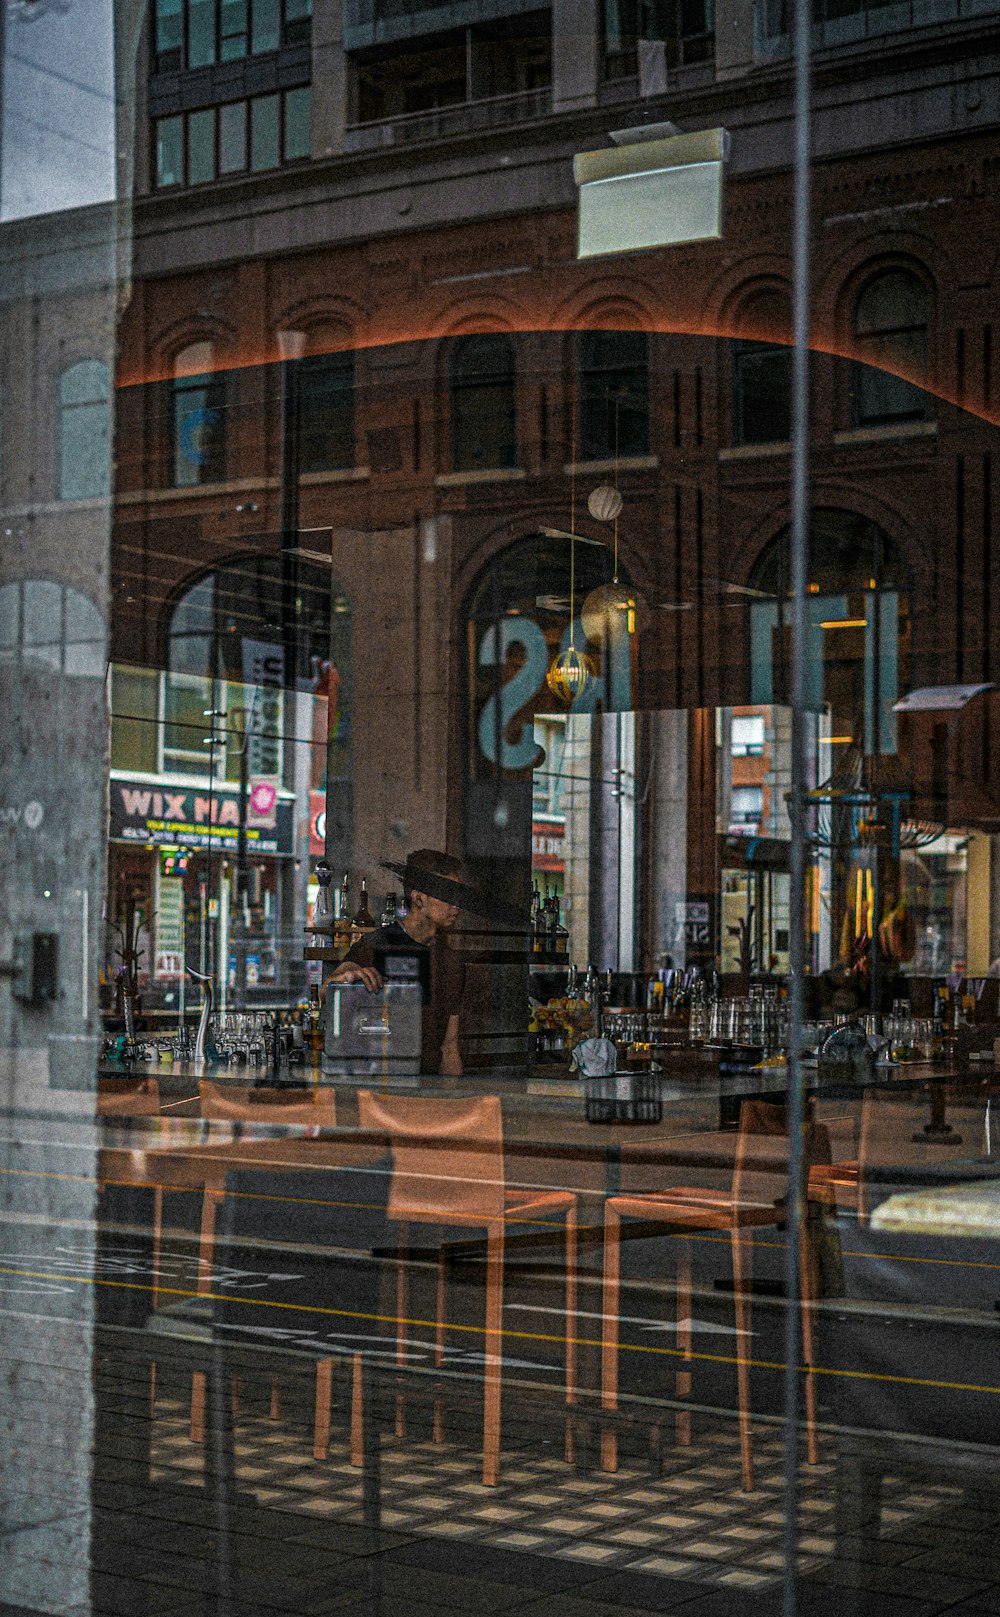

357,1090,578,1487
97,1076,161,1115
199,1079,338,1128
191,1081,339,1441
601,1100,818,1491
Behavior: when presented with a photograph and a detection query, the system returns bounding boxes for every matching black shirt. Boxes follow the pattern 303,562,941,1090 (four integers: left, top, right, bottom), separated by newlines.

345,921,465,1074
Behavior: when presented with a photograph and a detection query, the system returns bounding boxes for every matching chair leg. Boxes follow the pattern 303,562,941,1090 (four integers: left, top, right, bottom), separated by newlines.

351,1352,364,1468
731,1225,754,1492
269,1378,281,1422
601,1203,621,1474
152,1186,163,1311
482,1218,504,1487
800,1223,819,1467
313,1358,333,1461
564,1201,578,1465
676,1238,693,1448
190,1370,206,1443
433,1245,447,1445
395,1225,409,1441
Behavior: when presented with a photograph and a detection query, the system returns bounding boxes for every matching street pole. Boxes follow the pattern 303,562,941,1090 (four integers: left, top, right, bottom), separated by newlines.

782,0,813,1610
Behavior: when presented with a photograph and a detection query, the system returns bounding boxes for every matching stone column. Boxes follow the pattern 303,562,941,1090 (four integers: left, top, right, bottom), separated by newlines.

311,0,348,158
552,0,601,112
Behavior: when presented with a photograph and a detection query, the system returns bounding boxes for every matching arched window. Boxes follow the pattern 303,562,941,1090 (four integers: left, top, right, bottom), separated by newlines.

577,330,649,461
0,579,104,677
749,508,910,756
850,267,929,427
449,334,517,472
731,288,791,445
171,340,226,487
57,360,110,499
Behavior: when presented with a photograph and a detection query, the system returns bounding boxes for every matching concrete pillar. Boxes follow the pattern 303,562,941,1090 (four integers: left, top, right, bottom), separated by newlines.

648,709,689,970
311,0,347,158
552,0,601,113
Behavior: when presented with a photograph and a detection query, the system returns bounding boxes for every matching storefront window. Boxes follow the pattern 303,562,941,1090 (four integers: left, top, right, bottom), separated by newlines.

449,333,517,471
577,330,649,461
850,265,929,426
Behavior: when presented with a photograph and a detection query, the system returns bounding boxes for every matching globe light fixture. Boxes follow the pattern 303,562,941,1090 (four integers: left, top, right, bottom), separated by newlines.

546,644,594,705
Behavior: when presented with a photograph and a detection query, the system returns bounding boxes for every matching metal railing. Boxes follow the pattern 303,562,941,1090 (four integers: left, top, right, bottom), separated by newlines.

755,0,999,55
344,84,553,152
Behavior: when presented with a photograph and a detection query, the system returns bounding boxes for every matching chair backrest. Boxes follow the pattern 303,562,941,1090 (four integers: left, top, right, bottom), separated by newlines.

357,1090,505,1221
200,1080,337,1128
96,1077,161,1116
732,1100,793,1212
212,1156,392,1358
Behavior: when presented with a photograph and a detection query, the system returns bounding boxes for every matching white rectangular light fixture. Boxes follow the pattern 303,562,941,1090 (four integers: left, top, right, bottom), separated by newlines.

893,683,993,712
575,128,729,259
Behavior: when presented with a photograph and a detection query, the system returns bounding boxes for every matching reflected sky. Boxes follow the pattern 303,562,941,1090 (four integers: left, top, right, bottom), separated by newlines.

1,0,115,221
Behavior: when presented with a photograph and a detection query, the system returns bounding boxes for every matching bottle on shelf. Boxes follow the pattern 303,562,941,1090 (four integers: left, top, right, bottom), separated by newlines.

352,879,375,941
312,860,333,939
381,890,399,929
333,872,352,951
531,886,544,956
549,889,569,958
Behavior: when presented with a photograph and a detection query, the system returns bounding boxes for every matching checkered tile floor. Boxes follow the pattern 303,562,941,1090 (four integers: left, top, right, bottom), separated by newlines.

149,1401,963,1594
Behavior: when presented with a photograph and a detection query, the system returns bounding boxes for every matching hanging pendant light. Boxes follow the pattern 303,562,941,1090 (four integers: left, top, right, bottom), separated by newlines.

580,400,646,643
546,399,594,705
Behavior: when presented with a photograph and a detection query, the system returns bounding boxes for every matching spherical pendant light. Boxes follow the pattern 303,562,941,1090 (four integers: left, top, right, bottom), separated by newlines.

546,645,594,705
580,582,647,642
587,483,624,523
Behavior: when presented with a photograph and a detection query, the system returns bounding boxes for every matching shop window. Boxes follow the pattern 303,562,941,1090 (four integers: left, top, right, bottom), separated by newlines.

57,360,110,500
449,334,517,472
299,353,354,473
171,342,225,487
153,0,312,73
577,331,649,461
110,665,160,775
163,670,215,777
850,267,929,427
731,713,765,756
732,288,791,444
730,784,763,829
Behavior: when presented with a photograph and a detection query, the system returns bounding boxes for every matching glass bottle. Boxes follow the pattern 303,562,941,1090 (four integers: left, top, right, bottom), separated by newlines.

352,879,375,936
381,890,399,929
334,871,351,951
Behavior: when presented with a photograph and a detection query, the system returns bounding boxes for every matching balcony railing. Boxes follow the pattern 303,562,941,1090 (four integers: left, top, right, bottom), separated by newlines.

755,0,999,56
344,84,553,153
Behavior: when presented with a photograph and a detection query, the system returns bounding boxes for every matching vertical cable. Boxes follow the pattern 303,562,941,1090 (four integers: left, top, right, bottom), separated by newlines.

784,0,812,1609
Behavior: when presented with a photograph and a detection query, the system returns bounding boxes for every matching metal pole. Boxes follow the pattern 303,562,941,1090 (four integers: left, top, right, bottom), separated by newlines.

783,0,813,1609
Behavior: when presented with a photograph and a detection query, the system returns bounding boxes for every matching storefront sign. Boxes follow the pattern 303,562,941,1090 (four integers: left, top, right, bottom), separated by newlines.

532,817,565,873
155,875,185,978
109,776,293,856
248,778,278,829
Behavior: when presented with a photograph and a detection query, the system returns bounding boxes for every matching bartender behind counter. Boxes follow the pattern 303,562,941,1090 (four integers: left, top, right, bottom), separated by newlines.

326,849,466,1076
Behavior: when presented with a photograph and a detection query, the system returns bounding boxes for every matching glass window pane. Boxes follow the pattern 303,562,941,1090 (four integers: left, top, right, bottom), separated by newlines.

155,115,183,187
164,672,213,774
283,0,312,43
219,101,247,173
60,401,110,499
251,95,280,171
187,109,216,185
188,0,216,66
283,86,311,161
155,0,183,65
220,0,248,58
60,360,109,407
252,0,280,53
173,376,225,486
110,667,160,774
299,355,353,471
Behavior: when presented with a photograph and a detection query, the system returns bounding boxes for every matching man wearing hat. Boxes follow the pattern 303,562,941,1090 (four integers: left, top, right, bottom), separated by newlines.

326,849,467,1075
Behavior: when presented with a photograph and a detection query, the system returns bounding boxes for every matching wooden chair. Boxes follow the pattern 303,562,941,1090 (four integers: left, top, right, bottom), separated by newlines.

97,1076,161,1115
357,1090,578,1487
601,1100,818,1491
199,1079,338,1127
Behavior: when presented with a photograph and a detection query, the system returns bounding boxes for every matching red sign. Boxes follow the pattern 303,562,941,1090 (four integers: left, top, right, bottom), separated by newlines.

531,816,565,874
309,790,326,857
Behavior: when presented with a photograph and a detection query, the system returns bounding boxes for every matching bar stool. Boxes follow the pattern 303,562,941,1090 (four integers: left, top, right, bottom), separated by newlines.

97,1076,161,1115
357,1090,578,1487
601,1100,818,1491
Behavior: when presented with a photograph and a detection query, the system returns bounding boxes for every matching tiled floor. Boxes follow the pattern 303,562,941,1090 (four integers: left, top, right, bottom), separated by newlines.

129,1393,998,1614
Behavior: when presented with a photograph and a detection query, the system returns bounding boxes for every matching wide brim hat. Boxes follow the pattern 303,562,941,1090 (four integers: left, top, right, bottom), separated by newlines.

379,856,523,925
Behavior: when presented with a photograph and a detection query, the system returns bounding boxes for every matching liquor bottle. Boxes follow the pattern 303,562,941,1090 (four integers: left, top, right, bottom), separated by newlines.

352,879,375,937
550,890,569,957
531,886,544,956
381,891,399,929
333,872,351,952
